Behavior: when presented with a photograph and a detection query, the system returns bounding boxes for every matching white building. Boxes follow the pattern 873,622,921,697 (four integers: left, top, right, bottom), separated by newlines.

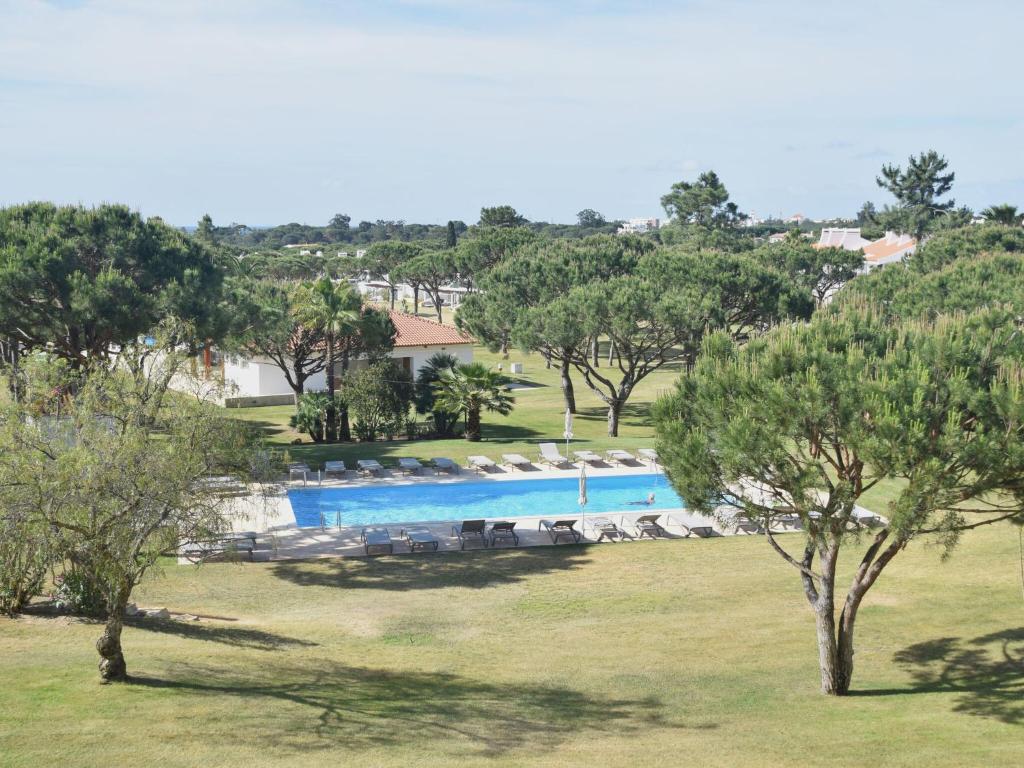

815,227,870,250
210,310,474,407
617,217,661,234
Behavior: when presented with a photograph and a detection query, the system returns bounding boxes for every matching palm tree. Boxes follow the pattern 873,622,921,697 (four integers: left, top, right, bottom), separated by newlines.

980,204,1022,226
294,277,362,441
432,363,514,441
414,352,460,436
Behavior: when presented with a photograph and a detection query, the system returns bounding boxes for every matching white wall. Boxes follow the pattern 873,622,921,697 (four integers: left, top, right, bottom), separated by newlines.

222,344,475,399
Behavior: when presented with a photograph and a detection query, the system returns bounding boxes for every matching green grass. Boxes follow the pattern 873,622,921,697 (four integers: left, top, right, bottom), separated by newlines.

229,344,682,469
2,525,1022,767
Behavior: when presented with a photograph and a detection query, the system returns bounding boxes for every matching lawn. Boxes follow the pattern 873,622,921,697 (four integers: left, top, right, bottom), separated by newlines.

1,525,1022,767
228,343,682,470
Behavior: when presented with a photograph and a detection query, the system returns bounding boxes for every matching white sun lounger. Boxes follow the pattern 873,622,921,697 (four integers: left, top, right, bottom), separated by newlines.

357,459,385,476
573,450,603,465
323,460,346,478
467,455,496,473
538,442,569,467
637,448,658,464
288,463,311,481
430,457,459,474
605,449,636,465
397,457,423,475
501,453,532,471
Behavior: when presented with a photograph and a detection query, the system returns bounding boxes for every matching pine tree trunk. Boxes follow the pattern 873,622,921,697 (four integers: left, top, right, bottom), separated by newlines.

560,356,576,413
413,285,419,314
592,337,600,368
96,607,127,683
606,399,623,437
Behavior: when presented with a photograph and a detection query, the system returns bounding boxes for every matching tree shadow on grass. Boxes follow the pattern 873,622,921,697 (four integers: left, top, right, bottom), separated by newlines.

851,628,1024,724
128,659,690,756
271,546,592,592
127,618,318,651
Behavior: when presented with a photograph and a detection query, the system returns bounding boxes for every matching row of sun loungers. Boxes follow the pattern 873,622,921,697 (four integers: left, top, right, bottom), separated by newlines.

292,448,660,481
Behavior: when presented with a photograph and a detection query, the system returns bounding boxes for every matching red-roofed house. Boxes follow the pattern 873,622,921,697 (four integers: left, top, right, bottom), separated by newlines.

217,310,474,406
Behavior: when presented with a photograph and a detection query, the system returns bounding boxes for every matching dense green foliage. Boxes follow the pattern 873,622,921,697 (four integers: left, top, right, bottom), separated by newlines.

0,203,226,367
654,226,1024,695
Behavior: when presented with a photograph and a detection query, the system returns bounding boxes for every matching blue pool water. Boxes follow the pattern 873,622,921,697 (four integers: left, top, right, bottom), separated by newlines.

287,473,683,527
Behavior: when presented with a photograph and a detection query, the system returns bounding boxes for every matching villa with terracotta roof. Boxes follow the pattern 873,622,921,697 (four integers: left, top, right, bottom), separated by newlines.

214,310,474,407
813,227,917,272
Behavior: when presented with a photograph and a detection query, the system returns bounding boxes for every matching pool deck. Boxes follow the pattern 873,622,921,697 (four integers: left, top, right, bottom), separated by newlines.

206,463,802,562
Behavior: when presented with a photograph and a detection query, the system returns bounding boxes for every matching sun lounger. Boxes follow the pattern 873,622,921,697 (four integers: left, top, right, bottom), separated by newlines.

397,457,423,475
467,455,496,473
489,520,519,547
361,526,395,555
196,476,247,496
401,526,439,552
181,534,255,563
637,448,658,464
573,450,603,465
538,442,569,467
501,453,532,471
589,517,631,542
452,519,488,549
288,463,311,481
605,449,636,465
634,514,667,539
539,519,581,544
430,457,459,475
323,460,346,478
357,459,385,477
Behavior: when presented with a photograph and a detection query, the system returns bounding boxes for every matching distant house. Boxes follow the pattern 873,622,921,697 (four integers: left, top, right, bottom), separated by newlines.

210,310,474,407
813,227,917,272
786,213,808,225
768,232,788,244
814,228,870,251
861,231,916,269
617,217,661,234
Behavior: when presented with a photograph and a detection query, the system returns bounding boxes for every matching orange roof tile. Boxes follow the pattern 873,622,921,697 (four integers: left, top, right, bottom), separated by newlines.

387,310,474,347
863,235,916,263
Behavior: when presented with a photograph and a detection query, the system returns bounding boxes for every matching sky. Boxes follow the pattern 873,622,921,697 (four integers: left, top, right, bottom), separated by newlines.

1,0,1022,227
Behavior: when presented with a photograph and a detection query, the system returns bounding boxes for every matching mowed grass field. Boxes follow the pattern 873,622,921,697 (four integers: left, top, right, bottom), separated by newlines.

1,525,1022,767
3,332,1022,766
227,343,679,470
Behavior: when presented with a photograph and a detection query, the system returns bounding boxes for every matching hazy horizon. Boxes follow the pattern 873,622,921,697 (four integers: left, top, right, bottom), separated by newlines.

2,0,1022,227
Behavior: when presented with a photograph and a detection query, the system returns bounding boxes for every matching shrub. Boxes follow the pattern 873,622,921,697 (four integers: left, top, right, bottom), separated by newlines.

345,361,414,442
0,513,52,616
53,568,107,618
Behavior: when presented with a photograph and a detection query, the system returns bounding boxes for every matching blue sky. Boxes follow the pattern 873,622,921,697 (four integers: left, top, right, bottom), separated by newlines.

1,0,1021,226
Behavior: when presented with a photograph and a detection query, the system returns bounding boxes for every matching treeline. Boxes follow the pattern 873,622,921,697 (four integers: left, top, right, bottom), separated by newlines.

197,205,621,250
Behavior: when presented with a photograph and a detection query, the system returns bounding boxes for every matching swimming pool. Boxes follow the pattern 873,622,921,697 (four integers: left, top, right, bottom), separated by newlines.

287,473,684,527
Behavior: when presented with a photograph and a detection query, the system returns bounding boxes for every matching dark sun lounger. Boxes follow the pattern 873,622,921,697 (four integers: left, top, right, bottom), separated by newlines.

539,519,581,544
453,519,488,549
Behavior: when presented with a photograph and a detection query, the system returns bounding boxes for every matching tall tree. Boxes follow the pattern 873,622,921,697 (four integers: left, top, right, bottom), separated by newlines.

196,213,216,243
576,208,606,227
758,239,865,305
654,303,1024,695
393,249,459,322
660,171,746,229
224,278,327,404
478,205,528,228
432,363,514,441
363,241,422,309
0,339,262,682
0,203,226,368
445,220,458,248
294,278,363,441
517,248,808,435
876,150,956,238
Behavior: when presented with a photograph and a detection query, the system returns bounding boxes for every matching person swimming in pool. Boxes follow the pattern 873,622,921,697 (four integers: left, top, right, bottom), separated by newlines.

627,492,656,505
